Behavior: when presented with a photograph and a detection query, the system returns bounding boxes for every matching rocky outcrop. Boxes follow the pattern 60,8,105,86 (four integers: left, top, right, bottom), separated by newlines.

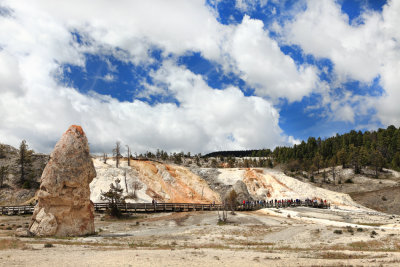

224,180,253,203
29,125,96,236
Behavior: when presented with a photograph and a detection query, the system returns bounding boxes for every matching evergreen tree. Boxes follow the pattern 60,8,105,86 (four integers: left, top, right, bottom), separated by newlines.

101,179,124,217
0,166,8,188
349,145,361,174
391,152,400,171
370,149,384,178
18,140,33,188
336,148,347,169
0,145,5,159
313,152,322,174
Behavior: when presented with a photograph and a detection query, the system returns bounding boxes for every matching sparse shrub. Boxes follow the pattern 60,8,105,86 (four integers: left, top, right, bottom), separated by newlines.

217,220,225,226
357,228,364,232
107,206,122,218
287,214,291,218
44,243,54,248
5,227,12,230
345,178,354,184
22,181,31,189
334,229,343,234
346,226,354,234
382,196,387,201
371,230,378,236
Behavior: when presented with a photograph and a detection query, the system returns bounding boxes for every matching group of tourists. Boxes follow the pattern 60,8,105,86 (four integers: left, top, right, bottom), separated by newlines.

240,198,330,209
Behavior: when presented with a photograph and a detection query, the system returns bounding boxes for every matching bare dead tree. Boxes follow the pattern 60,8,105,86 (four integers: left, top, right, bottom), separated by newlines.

132,180,143,199
113,141,121,168
124,170,128,193
125,180,143,201
126,145,131,166
217,205,228,223
103,153,107,164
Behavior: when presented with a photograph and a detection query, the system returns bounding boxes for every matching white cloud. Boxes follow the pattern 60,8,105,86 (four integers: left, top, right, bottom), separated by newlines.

283,0,382,83
0,51,24,96
226,15,319,102
0,0,325,153
102,74,115,82
2,0,318,103
13,0,226,65
283,0,400,126
235,0,268,12
0,57,293,153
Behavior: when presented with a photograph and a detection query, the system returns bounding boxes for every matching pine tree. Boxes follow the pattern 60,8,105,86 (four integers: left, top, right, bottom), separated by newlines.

336,148,347,169
18,140,33,188
101,179,124,217
0,166,9,188
313,152,322,174
370,149,384,178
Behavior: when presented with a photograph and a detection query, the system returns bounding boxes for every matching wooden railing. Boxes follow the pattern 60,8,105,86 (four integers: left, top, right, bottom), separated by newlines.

0,201,329,215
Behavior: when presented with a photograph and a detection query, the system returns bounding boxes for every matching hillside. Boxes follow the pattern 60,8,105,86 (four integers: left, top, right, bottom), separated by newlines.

0,143,48,205
1,142,400,215
90,158,366,211
350,186,400,215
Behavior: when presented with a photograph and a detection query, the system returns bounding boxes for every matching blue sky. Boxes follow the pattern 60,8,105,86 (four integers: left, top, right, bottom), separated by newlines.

0,0,399,154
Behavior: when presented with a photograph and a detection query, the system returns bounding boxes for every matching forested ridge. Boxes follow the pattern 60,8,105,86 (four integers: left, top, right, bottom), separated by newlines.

207,125,400,174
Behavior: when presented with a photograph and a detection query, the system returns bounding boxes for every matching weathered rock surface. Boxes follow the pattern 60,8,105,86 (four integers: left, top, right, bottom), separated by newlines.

29,125,96,236
224,180,253,203
15,227,32,237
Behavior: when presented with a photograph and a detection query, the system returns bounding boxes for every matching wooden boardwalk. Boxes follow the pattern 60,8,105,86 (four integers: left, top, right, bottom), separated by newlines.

0,201,329,216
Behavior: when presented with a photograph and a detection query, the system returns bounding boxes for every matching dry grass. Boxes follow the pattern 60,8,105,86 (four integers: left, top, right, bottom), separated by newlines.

0,239,28,250
355,222,385,227
318,251,366,259
348,240,385,250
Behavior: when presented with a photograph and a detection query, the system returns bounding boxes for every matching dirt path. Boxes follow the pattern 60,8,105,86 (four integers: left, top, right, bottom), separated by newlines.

2,244,400,267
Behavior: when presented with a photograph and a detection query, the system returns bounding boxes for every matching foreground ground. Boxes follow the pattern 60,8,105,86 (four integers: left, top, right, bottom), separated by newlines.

1,207,400,266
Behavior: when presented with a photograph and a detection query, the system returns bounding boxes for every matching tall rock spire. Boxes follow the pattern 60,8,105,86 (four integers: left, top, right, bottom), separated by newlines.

29,125,96,236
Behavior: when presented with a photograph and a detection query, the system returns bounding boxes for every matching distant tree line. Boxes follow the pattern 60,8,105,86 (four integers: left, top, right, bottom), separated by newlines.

204,149,272,158
202,125,400,177
273,125,400,177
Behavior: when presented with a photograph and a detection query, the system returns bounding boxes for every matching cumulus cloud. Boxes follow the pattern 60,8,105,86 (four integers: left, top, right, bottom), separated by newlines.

226,15,319,102
283,0,400,126
235,0,268,12
283,0,381,83
0,58,294,153
0,0,320,153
